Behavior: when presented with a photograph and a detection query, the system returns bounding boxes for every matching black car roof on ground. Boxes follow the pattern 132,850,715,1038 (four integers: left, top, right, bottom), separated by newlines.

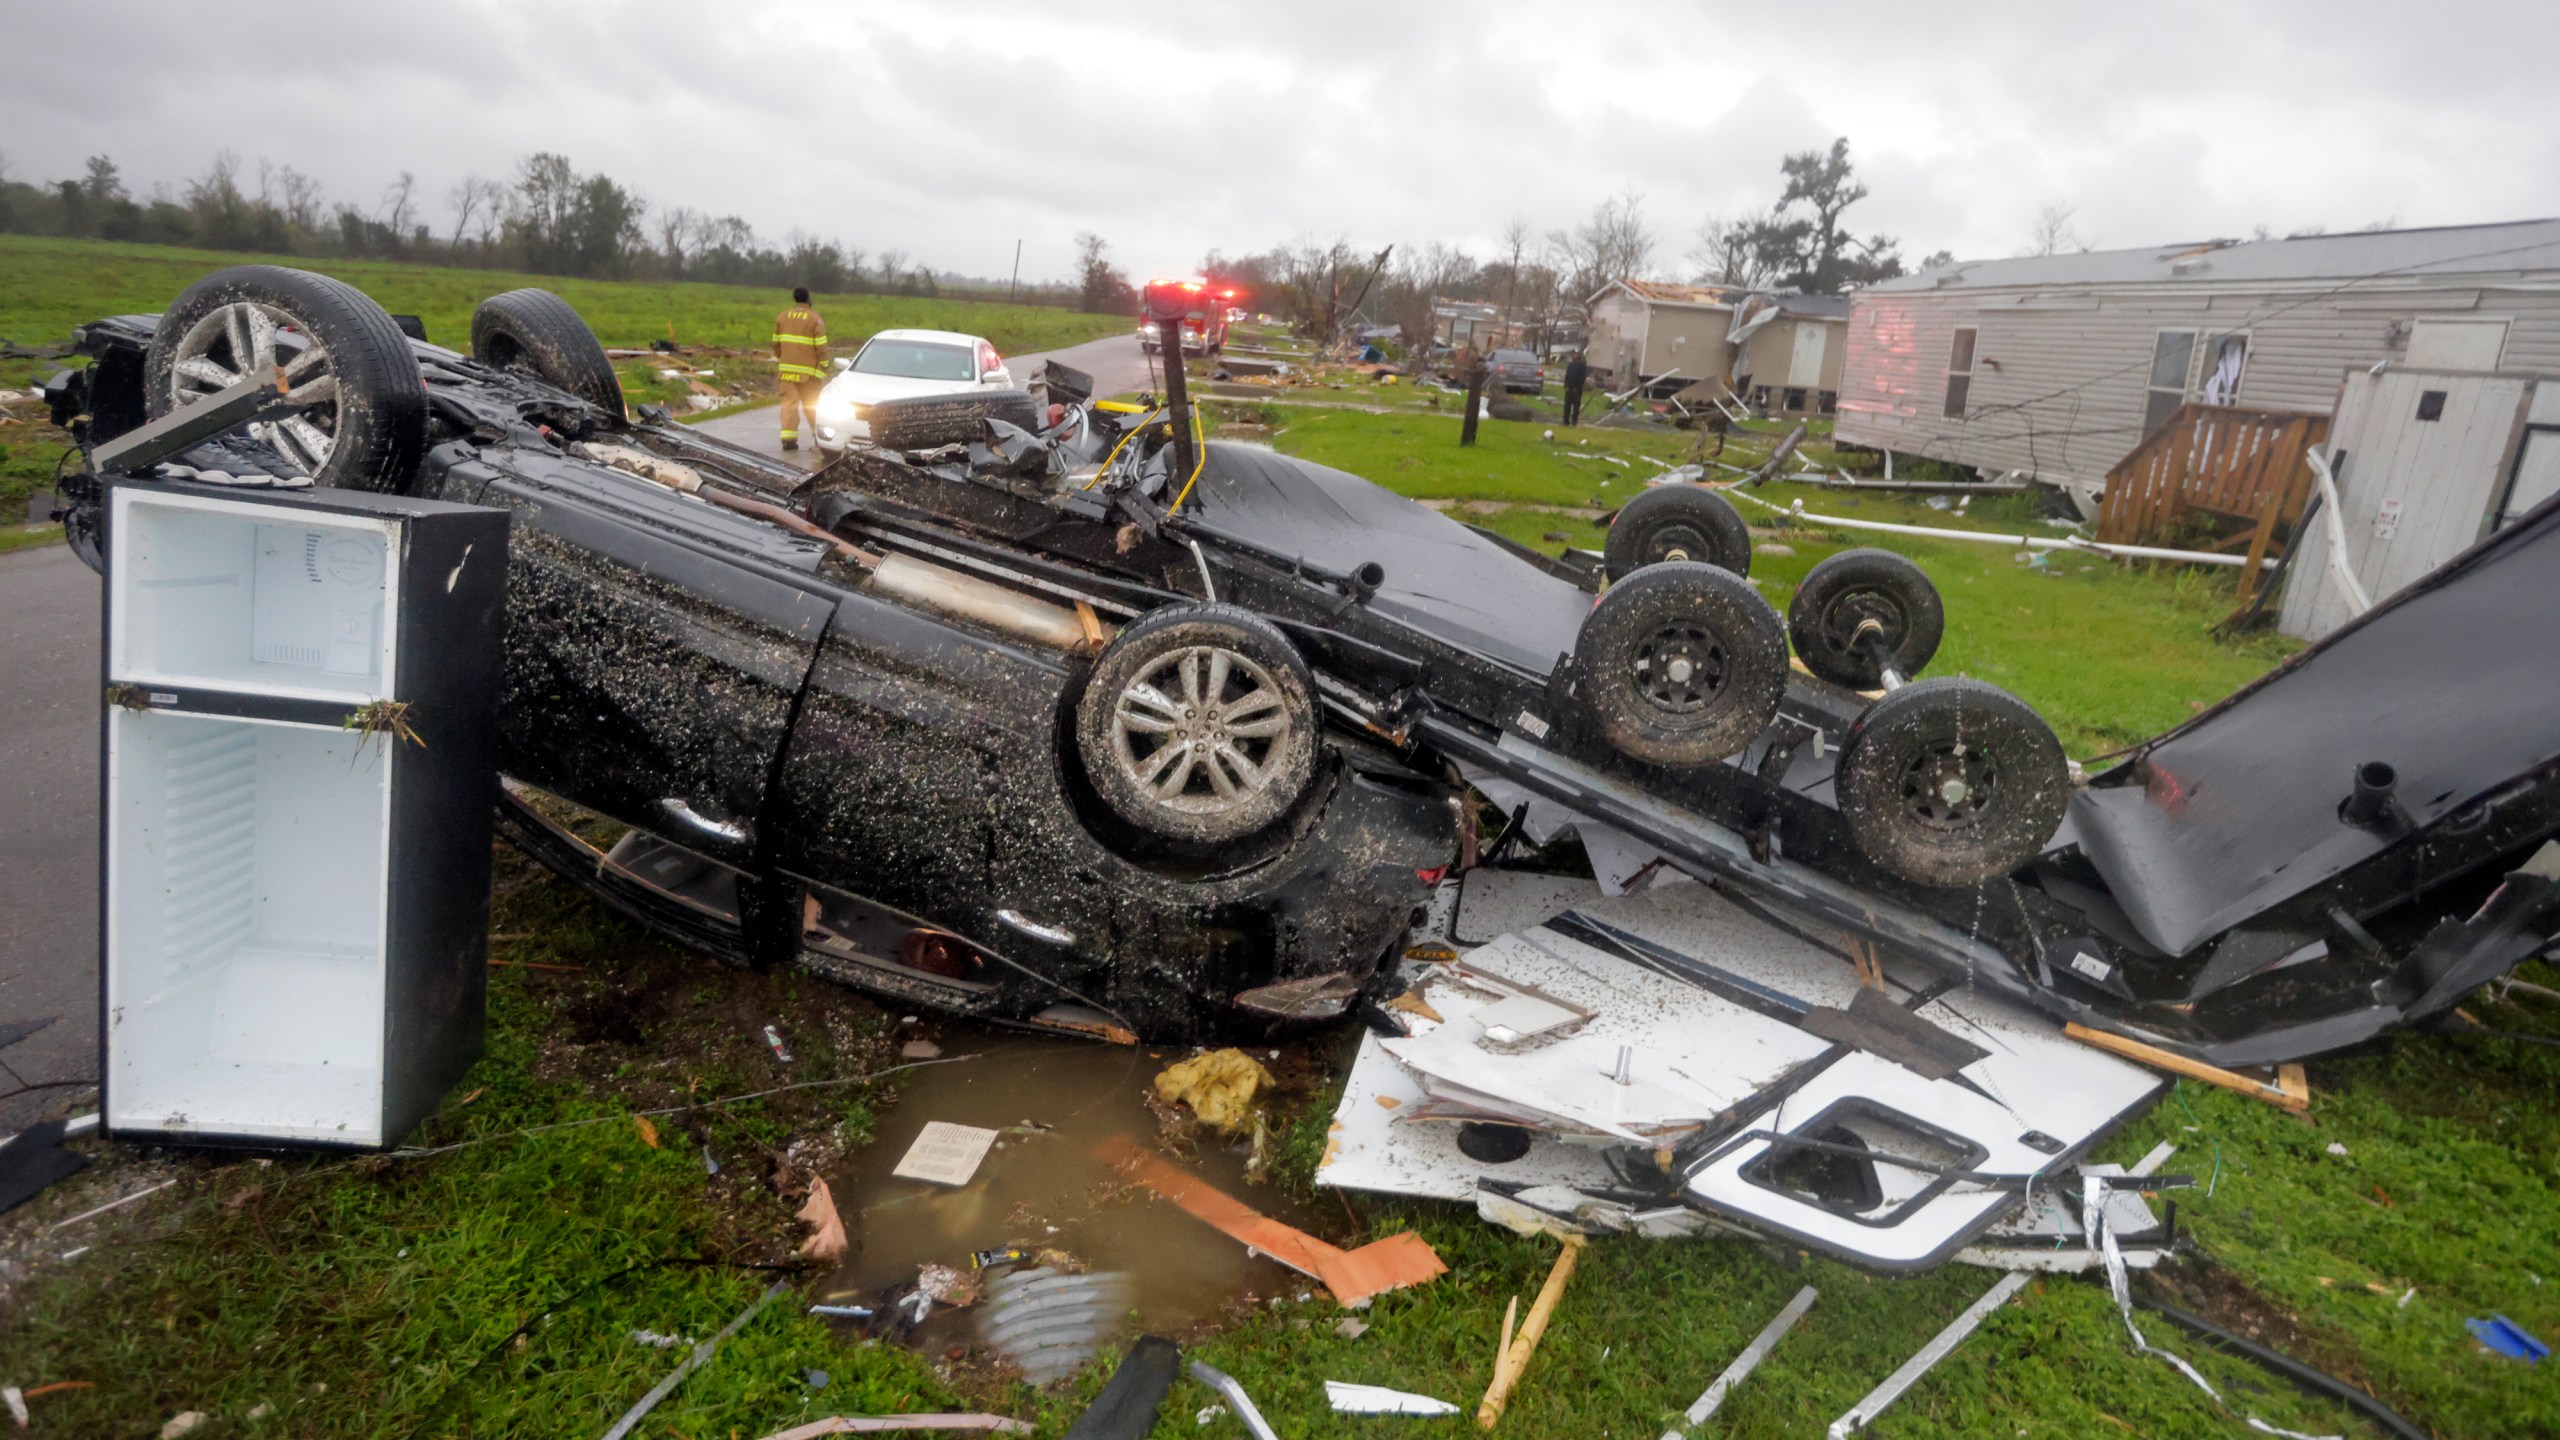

1189,443,1586,676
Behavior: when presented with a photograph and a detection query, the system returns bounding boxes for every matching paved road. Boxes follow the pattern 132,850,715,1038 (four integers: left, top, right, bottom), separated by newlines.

0,543,98,1135
690,331,1158,465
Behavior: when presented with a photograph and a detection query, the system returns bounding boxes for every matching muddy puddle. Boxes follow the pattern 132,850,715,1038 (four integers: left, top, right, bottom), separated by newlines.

818,1030,1322,1363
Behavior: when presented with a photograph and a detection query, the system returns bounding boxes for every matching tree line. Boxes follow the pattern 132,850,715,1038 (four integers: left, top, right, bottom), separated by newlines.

0,148,1086,306
1141,137,1936,351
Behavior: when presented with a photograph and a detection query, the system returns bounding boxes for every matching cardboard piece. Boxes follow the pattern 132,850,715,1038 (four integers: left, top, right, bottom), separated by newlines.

893,1122,1001,1185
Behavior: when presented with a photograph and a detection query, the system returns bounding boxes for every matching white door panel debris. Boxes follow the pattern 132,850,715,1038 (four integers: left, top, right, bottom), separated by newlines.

1328,873,2164,1270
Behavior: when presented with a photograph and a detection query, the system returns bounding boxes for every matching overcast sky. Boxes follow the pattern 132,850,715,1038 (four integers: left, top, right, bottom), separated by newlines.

6,0,2557,287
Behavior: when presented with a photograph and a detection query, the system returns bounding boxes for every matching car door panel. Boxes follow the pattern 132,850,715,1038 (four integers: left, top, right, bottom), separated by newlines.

768,589,1063,939
480,478,833,861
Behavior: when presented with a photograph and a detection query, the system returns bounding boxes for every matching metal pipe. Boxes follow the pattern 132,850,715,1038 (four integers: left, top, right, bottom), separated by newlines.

1726,490,2269,569
1187,1362,1281,1440
870,553,1106,652
611,459,1106,653
1827,1271,2031,1438
2304,447,2374,613
1664,1285,1818,1438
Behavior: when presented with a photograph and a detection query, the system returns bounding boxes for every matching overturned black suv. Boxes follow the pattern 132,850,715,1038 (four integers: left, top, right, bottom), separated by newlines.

49,265,2560,1062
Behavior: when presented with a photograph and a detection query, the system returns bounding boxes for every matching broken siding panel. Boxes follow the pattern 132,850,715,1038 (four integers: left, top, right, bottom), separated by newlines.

1817,319,1847,391
1643,306,1733,382
2482,289,2560,375
1588,293,1647,378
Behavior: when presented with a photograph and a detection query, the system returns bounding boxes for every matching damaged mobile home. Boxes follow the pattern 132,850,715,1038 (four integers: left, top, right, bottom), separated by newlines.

45,262,2560,1169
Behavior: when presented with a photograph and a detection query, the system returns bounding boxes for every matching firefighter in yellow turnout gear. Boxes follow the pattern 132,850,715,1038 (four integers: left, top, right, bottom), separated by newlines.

772,286,830,451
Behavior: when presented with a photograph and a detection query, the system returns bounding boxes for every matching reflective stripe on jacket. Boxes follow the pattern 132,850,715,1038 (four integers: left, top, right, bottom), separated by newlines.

773,305,829,380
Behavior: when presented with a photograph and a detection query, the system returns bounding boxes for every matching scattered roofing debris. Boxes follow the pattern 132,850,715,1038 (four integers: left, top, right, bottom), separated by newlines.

1186,1362,1281,1440
1826,1271,2032,1438
1476,1236,1582,1428
892,1122,1001,1186
1152,1049,1275,1132
2469,1314,2551,1363
0,1119,90,1217
598,1281,787,1440
976,1269,1135,1386
1660,1285,1817,1439
1323,871,2164,1271
1060,1337,1180,1440
1327,1381,1462,1417
1101,1136,1446,1306
755,1417,1034,1437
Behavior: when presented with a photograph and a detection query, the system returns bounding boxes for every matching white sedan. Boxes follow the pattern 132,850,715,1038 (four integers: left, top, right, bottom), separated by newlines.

811,328,1015,452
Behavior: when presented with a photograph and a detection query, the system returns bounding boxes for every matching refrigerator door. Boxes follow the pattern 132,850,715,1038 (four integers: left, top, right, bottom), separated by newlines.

104,708,392,1145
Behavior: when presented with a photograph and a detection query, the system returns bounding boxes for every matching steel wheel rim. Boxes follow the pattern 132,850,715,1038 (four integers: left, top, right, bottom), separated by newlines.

1898,739,1996,832
1108,644,1293,815
169,301,340,472
1823,590,1905,659
1648,523,1706,566
1632,622,1728,713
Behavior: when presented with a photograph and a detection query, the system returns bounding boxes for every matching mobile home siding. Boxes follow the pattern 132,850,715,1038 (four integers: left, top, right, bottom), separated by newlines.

1838,282,2560,488
1642,306,1735,387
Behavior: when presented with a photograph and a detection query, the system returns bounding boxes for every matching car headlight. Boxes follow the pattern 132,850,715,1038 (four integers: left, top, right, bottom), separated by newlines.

818,425,837,441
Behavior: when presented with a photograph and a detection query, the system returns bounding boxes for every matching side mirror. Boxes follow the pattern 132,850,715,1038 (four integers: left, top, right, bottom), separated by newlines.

830,357,852,374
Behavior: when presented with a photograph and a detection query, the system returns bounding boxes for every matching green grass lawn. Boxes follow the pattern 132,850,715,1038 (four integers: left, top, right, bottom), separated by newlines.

1260,407,2291,756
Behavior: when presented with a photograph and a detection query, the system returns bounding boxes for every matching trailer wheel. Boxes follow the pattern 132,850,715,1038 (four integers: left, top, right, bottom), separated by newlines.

471,288,626,419
1604,485,1752,580
1836,677,2068,887
870,388,1041,452
1788,548,1945,689
1076,604,1321,848
1575,561,1787,767
143,264,427,491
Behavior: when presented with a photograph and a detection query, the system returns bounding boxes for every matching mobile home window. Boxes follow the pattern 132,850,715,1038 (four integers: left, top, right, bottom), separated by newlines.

2144,330,2197,434
1942,327,1977,418
2197,332,2249,406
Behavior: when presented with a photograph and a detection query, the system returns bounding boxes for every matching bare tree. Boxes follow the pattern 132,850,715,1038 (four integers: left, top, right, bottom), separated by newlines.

378,171,417,237
271,164,326,231
2024,202,2089,256
875,248,908,288
1547,189,1656,306
1497,216,1533,329
1380,241,1474,358
1689,211,1776,287
655,203,699,276
446,174,503,247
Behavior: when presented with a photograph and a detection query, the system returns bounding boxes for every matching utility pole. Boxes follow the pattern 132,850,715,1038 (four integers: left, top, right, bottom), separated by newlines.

1008,239,1022,303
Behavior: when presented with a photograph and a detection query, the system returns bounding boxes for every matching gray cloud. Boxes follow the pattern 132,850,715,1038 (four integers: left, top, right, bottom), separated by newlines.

3,0,2553,284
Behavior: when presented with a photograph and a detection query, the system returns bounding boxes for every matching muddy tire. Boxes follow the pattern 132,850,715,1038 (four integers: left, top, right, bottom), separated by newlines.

871,388,1040,452
1076,604,1320,848
143,264,427,492
1604,485,1752,580
1788,548,1945,690
1575,561,1788,766
471,288,624,419
1836,677,2068,887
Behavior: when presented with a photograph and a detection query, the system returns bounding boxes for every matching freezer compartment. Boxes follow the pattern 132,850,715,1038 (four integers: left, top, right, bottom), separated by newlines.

110,486,398,703
107,708,391,1145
